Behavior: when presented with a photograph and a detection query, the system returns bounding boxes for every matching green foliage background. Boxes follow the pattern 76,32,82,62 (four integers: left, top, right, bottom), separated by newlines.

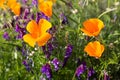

0,0,120,80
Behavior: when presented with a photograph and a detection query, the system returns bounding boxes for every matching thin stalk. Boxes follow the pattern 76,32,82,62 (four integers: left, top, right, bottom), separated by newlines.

98,8,117,18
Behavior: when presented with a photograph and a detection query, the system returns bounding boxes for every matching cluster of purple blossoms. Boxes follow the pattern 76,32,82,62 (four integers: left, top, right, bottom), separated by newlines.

22,60,31,71
75,62,95,79
75,62,87,78
87,67,95,79
32,0,38,7
22,0,28,4
3,32,10,40
22,58,34,72
42,42,54,59
62,44,73,67
104,71,110,80
36,12,50,23
51,58,60,71
41,63,52,79
15,24,26,39
59,13,68,25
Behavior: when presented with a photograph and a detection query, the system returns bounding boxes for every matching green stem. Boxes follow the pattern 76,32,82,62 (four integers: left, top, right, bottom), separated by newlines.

98,8,117,18
67,16,79,24
72,71,76,80
0,42,21,47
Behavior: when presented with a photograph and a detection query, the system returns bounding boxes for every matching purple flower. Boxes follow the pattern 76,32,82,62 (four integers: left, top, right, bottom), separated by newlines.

48,26,56,34
62,44,73,67
15,24,26,39
22,0,28,4
42,42,56,59
51,58,60,71
59,13,68,24
32,0,38,6
3,32,10,40
22,60,31,71
104,71,110,80
88,68,95,77
23,8,30,19
75,62,87,77
41,63,52,79
36,12,50,23
15,24,21,32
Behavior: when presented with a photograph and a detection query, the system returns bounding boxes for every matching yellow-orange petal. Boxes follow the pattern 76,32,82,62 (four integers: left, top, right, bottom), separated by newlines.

83,19,99,33
39,1,53,17
0,0,6,10
81,18,104,37
7,0,16,8
101,45,105,54
39,19,52,34
0,0,5,6
48,0,56,3
38,0,44,3
26,20,39,34
23,34,36,47
80,28,95,36
37,32,52,46
84,41,104,58
84,42,96,57
98,19,104,30
11,3,21,15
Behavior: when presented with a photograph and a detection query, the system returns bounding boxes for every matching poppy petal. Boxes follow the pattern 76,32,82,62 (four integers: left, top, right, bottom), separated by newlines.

37,32,52,46
7,0,16,7
0,0,6,10
39,1,53,17
26,20,39,34
39,19,52,34
84,42,96,57
80,28,95,36
23,34,36,47
84,41,104,58
12,3,21,15
83,19,99,33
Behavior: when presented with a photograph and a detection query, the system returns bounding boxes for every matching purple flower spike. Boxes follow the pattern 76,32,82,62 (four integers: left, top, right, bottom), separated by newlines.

88,68,95,77
59,13,68,24
65,44,73,58
62,44,73,67
23,8,30,19
22,0,28,4
36,12,50,23
41,63,52,79
51,58,60,71
15,24,26,39
15,24,20,32
32,0,38,6
104,71,110,80
22,60,31,71
3,32,10,40
75,62,87,77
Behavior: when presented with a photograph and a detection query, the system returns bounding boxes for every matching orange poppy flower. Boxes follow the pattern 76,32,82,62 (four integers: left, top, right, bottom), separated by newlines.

7,0,21,15
23,19,52,47
0,0,6,10
80,18,104,37
84,41,104,58
48,0,56,3
39,0,53,17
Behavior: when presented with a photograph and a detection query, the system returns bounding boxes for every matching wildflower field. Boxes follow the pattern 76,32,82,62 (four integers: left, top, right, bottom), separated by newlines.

0,0,120,80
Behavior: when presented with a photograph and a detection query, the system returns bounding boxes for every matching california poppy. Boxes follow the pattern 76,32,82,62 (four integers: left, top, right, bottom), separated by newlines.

38,0,53,17
84,41,104,58
80,18,104,37
23,19,52,47
7,0,21,15
0,0,6,10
